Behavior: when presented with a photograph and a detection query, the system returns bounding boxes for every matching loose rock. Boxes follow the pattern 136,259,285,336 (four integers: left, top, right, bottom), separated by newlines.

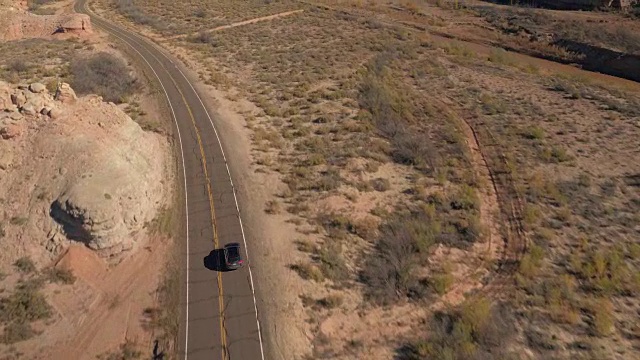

54,82,77,104
29,82,47,93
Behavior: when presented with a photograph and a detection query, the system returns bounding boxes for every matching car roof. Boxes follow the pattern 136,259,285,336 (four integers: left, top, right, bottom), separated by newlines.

225,242,240,248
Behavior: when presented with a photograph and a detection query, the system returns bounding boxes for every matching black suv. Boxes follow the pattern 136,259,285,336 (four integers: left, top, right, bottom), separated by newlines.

223,242,244,270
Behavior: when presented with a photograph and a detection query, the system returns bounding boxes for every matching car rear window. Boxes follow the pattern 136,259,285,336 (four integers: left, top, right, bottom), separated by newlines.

227,246,241,261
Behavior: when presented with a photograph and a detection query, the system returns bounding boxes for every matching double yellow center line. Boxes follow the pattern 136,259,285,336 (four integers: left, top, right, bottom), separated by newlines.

164,72,229,359
79,3,229,355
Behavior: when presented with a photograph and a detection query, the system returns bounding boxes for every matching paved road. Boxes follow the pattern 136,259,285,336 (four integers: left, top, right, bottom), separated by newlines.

74,2,265,359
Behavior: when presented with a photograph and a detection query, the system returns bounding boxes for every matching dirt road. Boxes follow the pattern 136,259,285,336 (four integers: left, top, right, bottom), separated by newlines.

74,1,266,359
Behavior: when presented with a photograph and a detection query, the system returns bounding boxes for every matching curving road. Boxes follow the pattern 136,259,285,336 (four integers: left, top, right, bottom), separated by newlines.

74,1,265,359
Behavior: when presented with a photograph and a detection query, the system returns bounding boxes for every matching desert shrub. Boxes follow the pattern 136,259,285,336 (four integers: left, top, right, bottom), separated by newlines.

318,239,349,283
1,322,35,344
589,298,615,337
70,52,137,103
404,297,515,360
429,272,454,295
361,225,417,305
115,0,164,28
190,31,218,45
391,130,436,172
488,48,514,65
370,177,391,192
317,294,344,309
358,52,438,174
353,217,379,241
525,328,557,352
449,185,479,211
291,262,324,282
541,146,572,163
9,217,28,226
264,200,281,214
99,340,142,360
0,287,52,324
44,267,76,285
521,126,545,140
13,257,36,274
518,244,545,278
6,59,32,74
571,247,631,295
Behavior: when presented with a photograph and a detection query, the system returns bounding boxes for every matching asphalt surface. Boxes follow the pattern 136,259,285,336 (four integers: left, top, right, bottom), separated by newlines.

74,2,265,359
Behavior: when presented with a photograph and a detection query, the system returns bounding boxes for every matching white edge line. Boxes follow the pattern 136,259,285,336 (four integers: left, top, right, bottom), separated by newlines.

78,2,191,358
139,30,267,360
171,64,267,360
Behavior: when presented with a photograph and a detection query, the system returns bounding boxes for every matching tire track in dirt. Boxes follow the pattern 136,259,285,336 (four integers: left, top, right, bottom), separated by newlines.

166,10,305,41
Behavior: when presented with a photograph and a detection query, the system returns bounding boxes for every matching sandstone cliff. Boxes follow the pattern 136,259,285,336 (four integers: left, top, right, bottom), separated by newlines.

0,81,170,264
0,0,92,41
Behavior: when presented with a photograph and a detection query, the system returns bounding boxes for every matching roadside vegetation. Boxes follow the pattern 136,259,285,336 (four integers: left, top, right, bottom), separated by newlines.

101,0,640,358
0,257,76,345
70,52,138,103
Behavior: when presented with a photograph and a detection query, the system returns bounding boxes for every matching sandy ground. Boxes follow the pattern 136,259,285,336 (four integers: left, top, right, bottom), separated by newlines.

36,239,169,359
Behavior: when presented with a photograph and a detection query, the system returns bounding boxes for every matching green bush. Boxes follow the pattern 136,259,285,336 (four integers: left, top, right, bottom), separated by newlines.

318,239,349,283
449,185,479,211
521,126,545,140
404,297,515,359
518,244,545,278
429,273,454,295
590,298,615,337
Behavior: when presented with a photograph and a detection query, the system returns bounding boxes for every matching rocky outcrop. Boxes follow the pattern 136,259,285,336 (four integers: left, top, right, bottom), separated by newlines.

0,80,169,259
54,82,77,104
0,2,92,41
0,82,57,120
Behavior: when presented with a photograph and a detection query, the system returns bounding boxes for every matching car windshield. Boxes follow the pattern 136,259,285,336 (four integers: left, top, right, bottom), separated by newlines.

226,246,241,262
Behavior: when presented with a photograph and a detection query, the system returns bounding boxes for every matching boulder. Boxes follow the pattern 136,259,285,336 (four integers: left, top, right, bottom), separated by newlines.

46,110,166,253
5,104,19,113
11,91,27,108
29,82,47,93
48,107,63,119
0,123,24,139
22,95,46,114
54,82,77,104
21,103,36,116
58,14,92,33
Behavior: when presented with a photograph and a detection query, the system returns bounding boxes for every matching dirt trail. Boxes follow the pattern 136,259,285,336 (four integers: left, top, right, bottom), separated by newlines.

167,10,304,40
430,109,506,309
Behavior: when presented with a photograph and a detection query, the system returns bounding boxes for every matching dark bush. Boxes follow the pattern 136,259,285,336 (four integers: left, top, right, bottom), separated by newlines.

361,224,418,305
401,298,516,360
70,52,137,103
115,0,163,28
358,52,437,175
7,59,32,74
44,267,76,285
1,322,35,344
13,257,36,274
0,287,52,324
